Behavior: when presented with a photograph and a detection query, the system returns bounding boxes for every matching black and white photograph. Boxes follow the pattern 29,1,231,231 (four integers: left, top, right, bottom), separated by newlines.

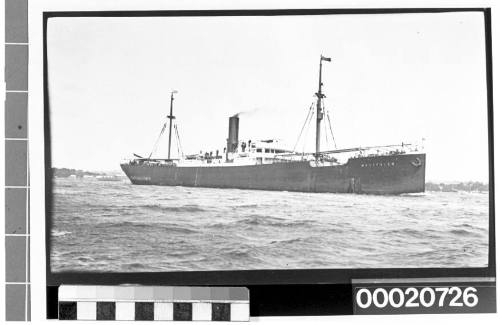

46,11,490,273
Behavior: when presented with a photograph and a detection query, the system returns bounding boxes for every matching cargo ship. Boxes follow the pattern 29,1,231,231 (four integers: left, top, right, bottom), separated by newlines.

121,56,426,194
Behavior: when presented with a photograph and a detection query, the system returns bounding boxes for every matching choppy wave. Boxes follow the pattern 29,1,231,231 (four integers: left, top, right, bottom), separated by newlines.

449,229,482,238
237,215,313,228
50,178,489,272
270,238,304,245
135,204,207,213
52,230,72,237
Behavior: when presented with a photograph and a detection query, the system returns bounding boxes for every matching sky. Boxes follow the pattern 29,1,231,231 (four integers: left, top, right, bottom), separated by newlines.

47,12,489,182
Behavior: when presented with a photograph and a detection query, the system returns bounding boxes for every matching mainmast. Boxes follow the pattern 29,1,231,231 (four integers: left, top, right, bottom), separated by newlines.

315,55,331,159
167,90,178,160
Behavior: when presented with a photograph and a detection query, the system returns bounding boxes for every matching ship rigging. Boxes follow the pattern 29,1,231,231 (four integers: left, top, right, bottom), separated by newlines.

136,55,415,165
140,90,184,161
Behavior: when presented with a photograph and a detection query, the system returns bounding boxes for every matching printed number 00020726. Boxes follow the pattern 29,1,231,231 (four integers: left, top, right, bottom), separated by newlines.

355,287,479,309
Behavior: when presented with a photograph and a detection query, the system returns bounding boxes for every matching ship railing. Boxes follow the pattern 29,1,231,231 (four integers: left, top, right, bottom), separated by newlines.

269,154,316,163
125,158,179,166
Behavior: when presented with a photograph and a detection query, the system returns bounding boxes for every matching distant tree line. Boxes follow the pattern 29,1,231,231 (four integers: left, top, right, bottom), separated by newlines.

52,168,104,178
426,181,489,192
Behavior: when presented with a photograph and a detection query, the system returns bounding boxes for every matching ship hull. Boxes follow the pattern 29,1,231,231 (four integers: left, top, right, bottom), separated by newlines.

121,154,425,194
120,153,425,195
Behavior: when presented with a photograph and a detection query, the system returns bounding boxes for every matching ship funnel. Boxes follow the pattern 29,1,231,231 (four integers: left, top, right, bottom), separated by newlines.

226,115,239,160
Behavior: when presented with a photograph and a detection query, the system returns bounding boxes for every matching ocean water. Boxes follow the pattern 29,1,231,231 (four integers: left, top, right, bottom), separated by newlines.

51,178,489,272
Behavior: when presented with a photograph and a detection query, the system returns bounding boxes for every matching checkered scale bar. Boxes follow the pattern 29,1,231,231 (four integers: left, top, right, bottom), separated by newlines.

58,286,249,321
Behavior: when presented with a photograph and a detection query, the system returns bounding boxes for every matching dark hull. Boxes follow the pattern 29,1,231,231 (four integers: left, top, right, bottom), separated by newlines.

120,153,426,195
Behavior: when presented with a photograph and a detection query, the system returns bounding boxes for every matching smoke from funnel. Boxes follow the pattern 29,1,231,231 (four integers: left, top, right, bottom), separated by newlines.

232,107,261,118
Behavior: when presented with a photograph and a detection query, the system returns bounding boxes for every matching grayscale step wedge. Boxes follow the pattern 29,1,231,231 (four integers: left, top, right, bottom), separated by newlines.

58,285,249,321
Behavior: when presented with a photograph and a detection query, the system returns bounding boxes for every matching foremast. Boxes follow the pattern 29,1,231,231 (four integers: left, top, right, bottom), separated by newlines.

167,90,178,160
315,55,331,159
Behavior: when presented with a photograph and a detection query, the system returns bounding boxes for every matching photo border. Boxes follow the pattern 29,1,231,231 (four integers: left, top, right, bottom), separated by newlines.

43,7,495,315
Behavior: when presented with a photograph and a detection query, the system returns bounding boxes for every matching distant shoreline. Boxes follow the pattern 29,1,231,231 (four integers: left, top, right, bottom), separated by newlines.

425,181,488,193
52,167,106,178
